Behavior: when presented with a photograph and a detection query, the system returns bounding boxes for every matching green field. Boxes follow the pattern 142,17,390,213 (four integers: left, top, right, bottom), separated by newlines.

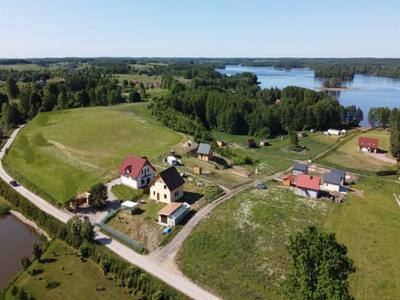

4,103,182,204
212,131,339,175
0,197,11,215
319,129,396,174
178,178,400,299
3,240,133,300
111,184,143,201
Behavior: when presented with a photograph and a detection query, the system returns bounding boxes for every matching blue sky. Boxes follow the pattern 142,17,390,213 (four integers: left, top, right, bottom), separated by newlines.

0,0,399,58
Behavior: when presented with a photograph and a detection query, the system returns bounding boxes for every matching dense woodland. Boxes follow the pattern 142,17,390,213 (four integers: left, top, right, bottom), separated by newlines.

151,69,363,140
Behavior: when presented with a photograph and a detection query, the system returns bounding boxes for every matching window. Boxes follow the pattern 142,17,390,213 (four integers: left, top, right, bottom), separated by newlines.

153,191,155,196
141,179,144,184
164,185,167,189
164,194,167,199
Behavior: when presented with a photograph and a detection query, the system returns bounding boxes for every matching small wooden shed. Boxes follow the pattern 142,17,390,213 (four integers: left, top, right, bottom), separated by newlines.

193,165,202,175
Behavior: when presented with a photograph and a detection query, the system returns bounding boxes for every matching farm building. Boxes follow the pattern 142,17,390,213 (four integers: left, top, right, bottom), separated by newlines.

119,155,156,189
197,143,213,161
193,165,202,175
149,166,185,203
297,131,307,138
158,202,190,227
69,192,90,210
167,155,178,166
295,174,321,198
216,140,225,147
293,162,308,175
326,129,341,136
358,137,379,153
245,139,257,148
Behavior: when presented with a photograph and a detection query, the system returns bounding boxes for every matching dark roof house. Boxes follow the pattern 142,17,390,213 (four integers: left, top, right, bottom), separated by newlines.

324,173,343,186
158,166,185,191
330,169,346,181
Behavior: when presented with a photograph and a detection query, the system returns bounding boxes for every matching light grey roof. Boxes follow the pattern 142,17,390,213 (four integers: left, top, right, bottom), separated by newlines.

197,143,212,155
330,169,346,179
324,172,342,185
293,162,308,172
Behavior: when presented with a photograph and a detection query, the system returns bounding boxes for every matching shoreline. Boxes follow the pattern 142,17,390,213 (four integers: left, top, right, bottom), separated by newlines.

317,86,359,92
9,210,50,240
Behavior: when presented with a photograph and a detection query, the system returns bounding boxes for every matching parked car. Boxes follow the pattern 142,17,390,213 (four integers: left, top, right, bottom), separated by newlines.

255,182,267,189
9,180,18,187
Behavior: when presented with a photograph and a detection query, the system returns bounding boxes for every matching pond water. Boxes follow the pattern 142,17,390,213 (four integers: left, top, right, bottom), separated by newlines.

0,214,40,288
216,65,400,125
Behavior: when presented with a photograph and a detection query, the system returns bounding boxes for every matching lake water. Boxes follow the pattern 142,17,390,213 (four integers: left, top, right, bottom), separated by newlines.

216,65,400,125
0,214,40,288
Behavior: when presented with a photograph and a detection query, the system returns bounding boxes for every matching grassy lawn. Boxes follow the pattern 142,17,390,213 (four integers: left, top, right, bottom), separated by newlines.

178,177,400,300
4,103,182,204
319,129,396,174
3,240,132,300
107,201,166,252
212,131,339,175
178,183,334,299
111,184,143,201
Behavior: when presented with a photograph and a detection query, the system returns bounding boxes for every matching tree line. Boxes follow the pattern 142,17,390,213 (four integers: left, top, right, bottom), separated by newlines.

151,69,363,140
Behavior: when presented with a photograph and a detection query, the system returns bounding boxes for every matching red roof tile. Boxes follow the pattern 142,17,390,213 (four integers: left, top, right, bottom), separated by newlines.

296,174,320,191
119,155,155,178
358,137,379,149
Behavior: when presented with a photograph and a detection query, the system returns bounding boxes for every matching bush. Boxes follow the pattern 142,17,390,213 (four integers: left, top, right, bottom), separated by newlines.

46,280,61,290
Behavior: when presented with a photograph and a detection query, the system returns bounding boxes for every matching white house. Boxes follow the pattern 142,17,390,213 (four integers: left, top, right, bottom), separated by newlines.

158,202,190,227
327,129,341,136
322,169,346,193
149,166,185,203
119,155,155,189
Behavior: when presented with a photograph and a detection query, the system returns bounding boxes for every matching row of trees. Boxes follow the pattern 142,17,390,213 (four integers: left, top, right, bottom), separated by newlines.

1,68,126,129
152,70,363,139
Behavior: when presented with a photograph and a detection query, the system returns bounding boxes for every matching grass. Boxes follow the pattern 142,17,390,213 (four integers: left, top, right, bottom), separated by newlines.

4,103,182,204
178,177,400,300
178,183,333,299
212,131,339,175
111,184,143,201
0,196,11,215
3,240,133,300
319,129,396,174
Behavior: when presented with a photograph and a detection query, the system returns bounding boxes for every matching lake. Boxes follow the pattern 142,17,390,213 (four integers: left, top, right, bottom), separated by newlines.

216,65,400,125
0,214,40,289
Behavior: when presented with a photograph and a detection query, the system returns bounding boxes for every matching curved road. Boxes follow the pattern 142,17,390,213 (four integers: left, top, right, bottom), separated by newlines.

0,126,220,300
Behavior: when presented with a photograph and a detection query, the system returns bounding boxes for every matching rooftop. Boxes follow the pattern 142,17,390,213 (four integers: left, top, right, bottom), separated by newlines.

119,155,155,178
197,143,212,155
324,172,343,185
293,162,308,172
296,174,321,191
158,202,183,216
158,166,185,191
359,136,379,148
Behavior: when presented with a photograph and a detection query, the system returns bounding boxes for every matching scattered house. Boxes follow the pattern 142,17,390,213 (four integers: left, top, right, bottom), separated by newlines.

283,174,295,187
193,165,202,175
149,166,185,203
297,131,307,138
322,173,343,193
326,129,341,136
158,202,190,227
197,143,213,161
119,155,156,189
358,136,379,153
245,139,257,148
330,169,346,185
216,140,225,148
260,140,269,146
295,174,321,198
69,192,90,210
167,155,178,166
293,162,308,175
121,200,140,213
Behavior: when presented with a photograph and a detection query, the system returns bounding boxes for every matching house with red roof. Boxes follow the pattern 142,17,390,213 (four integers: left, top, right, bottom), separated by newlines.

294,174,321,198
358,136,379,153
119,155,156,189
